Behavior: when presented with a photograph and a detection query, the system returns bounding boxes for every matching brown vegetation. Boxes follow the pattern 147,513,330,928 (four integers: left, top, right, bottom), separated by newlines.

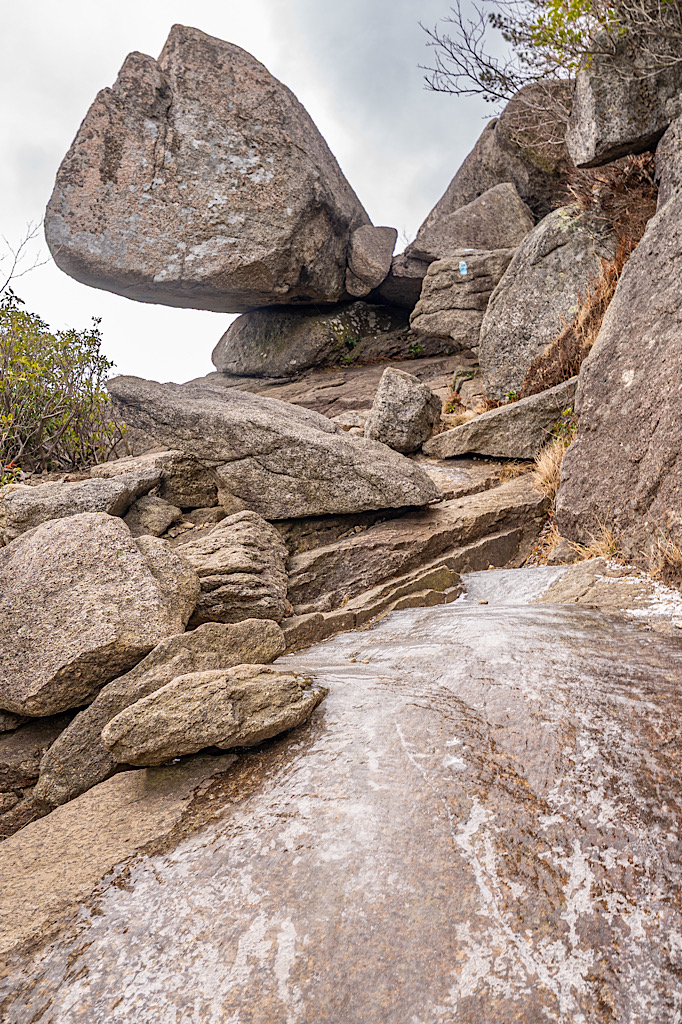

520,154,658,399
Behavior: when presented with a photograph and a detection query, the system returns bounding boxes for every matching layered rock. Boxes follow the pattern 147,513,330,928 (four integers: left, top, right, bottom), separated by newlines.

410,249,515,349
345,225,397,297
35,619,285,808
0,472,160,544
211,302,415,378
107,376,439,518
0,513,199,716
479,206,615,400
45,25,369,312
174,511,291,626
567,47,682,168
407,183,534,262
424,378,577,460
101,665,327,766
412,82,573,238
92,450,219,509
556,189,682,550
365,368,441,454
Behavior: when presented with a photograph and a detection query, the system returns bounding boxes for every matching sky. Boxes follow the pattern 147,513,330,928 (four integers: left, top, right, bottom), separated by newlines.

0,0,491,382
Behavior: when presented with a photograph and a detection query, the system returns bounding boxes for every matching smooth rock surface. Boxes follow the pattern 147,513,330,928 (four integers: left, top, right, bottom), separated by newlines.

480,205,615,400
45,25,369,312
656,114,682,206
92,450,219,509
557,189,682,550
6,570,682,1019
287,475,546,609
211,301,413,378
0,512,199,716
424,377,577,459
345,225,397,296
174,510,291,626
408,183,533,261
35,620,285,809
107,376,440,518
0,473,159,544
102,665,326,767
365,367,441,454
567,50,682,167
0,714,73,792
410,249,515,348
0,754,238,956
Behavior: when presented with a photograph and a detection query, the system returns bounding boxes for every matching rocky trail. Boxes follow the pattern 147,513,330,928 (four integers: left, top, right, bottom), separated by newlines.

4,17,682,1021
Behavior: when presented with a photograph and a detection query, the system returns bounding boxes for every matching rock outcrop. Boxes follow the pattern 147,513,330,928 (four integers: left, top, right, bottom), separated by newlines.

211,302,415,378
365,368,441,454
174,510,291,626
45,25,369,312
101,665,326,766
92,450,219,509
656,114,682,206
424,378,577,460
35,619,285,808
407,183,534,261
410,249,515,349
107,376,440,518
412,82,573,238
479,206,615,400
556,189,682,551
345,225,398,297
0,513,199,716
0,473,160,544
567,48,682,168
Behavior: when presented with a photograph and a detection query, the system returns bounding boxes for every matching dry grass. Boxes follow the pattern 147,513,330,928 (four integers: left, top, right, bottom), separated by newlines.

532,436,566,501
570,524,624,563
649,533,682,586
498,460,532,482
520,154,658,399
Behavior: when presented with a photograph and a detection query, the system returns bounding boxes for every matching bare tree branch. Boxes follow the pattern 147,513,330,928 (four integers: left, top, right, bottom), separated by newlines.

0,221,51,297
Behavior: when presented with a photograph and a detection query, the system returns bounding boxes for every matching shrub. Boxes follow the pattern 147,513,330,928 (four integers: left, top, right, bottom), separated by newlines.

520,154,658,398
0,293,123,475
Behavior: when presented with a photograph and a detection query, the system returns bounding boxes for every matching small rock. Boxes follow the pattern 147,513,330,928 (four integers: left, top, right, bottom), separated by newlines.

124,495,182,537
101,665,328,766
478,599,488,605
365,368,442,454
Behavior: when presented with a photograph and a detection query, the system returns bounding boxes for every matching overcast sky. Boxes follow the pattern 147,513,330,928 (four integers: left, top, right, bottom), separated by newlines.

1,0,490,382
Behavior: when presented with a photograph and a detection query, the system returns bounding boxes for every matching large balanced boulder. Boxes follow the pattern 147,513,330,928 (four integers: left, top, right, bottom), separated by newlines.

479,206,615,400
211,302,412,378
101,665,327,766
0,513,199,716
34,619,285,808
410,249,515,349
556,189,682,551
174,510,291,626
424,378,577,460
0,472,160,545
107,376,439,518
365,368,441,454
412,82,573,238
567,47,682,168
407,183,534,262
44,25,369,312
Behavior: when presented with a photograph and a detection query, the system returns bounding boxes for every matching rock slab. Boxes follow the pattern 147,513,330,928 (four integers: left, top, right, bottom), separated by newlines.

556,189,682,551
479,206,614,400
107,376,439,518
365,368,441,454
424,378,577,460
101,665,327,766
45,25,369,312
0,512,199,716
35,620,285,809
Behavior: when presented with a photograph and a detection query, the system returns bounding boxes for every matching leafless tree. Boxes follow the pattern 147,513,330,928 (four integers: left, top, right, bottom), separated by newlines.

0,221,51,298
